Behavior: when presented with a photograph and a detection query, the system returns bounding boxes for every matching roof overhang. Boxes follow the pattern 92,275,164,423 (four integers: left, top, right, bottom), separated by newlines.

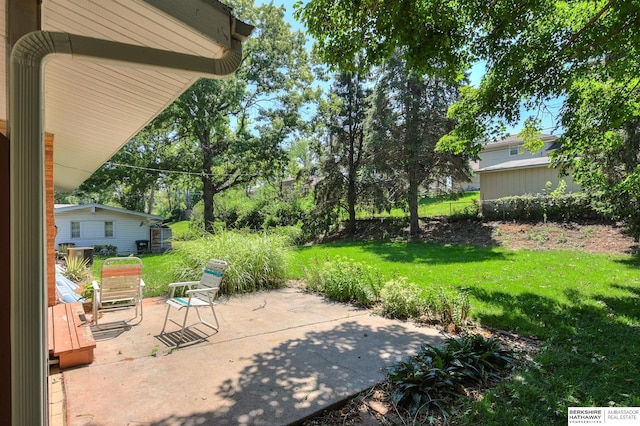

2,0,253,192
6,3,253,422
54,203,164,221
476,156,552,173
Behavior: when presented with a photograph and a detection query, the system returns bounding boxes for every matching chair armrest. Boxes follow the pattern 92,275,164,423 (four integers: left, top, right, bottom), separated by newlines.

186,286,220,295
140,279,146,287
92,280,100,290
167,281,199,288
166,281,199,298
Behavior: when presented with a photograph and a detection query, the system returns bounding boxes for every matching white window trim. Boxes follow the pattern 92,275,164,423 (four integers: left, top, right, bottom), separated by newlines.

70,221,81,239
509,145,521,156
104,221,115,238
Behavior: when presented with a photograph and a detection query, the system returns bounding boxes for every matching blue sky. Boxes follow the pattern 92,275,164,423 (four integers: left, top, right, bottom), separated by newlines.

258,0,561,138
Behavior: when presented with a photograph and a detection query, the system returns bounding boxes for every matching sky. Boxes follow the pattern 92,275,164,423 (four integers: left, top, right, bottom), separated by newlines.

257,0,561,138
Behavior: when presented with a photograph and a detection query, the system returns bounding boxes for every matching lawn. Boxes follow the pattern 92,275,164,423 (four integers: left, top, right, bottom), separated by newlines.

91,253,178,297
356,191,479,218
288,241,640,424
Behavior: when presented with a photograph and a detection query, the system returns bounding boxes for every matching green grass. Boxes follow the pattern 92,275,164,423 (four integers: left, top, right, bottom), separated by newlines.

91,253,178,297
288,242,640,424
356,191,480,218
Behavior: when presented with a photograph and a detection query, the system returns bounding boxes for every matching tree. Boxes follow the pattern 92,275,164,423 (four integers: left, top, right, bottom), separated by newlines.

158,0,317,232
72,128,175,213
313,70,372,234
366,55,470,236
297,0,640,238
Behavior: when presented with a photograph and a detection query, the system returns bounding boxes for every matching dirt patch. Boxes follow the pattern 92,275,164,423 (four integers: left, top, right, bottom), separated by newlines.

324,219,638,255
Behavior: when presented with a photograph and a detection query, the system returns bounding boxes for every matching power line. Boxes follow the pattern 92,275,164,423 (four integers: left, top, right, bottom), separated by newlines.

107,162,259,178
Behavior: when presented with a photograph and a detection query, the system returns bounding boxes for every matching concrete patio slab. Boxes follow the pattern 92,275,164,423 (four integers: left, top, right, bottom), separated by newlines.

60,287,445,425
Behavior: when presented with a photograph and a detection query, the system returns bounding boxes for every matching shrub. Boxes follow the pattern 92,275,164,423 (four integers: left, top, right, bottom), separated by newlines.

92,244,117,256
483,192,603,222
386,334,516,416
63,256,92,283
380,279,471,327
303,257,383,307
380,278,427,320
267,225,304,245
429,288,471,327
448,199,481,222
169,231,291,296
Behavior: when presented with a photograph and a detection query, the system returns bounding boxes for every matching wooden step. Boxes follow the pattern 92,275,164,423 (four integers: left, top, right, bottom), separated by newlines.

48,302,96,368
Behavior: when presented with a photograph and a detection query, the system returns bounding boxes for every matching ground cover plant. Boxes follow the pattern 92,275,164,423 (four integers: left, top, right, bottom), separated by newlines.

290,240,640,424
387,334,516,420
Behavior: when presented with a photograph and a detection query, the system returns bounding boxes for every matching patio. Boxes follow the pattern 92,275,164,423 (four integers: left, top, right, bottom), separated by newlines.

51,287,445,425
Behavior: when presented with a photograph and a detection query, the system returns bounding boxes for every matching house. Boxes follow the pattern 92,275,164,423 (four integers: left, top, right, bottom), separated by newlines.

54,204,164,255
476,134,580,207
3,1,253,423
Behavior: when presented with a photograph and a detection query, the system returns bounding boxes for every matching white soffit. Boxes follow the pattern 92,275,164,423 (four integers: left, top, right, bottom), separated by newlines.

40,0,236,192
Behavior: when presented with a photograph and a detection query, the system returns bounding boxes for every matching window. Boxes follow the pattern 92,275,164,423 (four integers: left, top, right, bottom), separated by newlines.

71,222,80,239
509,145,521,156
104,221,114,238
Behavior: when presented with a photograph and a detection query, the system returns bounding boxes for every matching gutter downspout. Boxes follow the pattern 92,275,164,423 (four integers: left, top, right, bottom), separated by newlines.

9,30,249,425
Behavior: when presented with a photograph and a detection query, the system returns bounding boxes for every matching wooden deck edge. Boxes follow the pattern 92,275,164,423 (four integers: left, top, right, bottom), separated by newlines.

49,302,96,368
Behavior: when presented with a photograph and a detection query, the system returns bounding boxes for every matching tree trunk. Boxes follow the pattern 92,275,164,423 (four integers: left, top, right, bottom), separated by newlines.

347,134,357,234
202,147,216,233
408,170,420,237
347,174,357,234
147,182,155,214
202,176,216,233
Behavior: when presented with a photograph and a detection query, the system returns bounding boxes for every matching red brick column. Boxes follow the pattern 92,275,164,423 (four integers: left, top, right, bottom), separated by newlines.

46,133,56,307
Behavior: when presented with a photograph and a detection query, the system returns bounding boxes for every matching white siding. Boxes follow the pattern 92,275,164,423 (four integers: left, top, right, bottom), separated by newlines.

55,209,152,254
479,140,556,169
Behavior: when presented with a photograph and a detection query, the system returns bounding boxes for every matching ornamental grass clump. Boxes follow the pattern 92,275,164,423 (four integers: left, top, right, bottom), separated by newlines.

170,231,291,296
62,256,92,283
302,257,383,307
387,334,516,417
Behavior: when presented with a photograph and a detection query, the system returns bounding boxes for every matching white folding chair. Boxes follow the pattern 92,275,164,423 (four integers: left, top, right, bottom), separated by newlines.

92,257,145,329
160,259,227,346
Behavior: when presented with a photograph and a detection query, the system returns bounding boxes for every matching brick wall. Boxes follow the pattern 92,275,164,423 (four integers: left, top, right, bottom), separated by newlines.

46,133,56,307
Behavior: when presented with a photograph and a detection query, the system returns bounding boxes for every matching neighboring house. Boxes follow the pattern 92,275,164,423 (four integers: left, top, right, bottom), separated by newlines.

476,134,580,205
427,160,481,194
54,204,164,255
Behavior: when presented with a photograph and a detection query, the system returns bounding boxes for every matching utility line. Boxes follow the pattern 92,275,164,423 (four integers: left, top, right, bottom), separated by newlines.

107,162,259,178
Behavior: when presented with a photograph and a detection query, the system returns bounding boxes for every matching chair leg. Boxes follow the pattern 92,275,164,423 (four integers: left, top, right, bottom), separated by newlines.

194,303,219,331
176,305,192,346
93,291,99,327
161,304,172,334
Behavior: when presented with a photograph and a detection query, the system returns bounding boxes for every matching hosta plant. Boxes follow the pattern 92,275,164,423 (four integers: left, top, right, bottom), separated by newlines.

387,334,516,416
